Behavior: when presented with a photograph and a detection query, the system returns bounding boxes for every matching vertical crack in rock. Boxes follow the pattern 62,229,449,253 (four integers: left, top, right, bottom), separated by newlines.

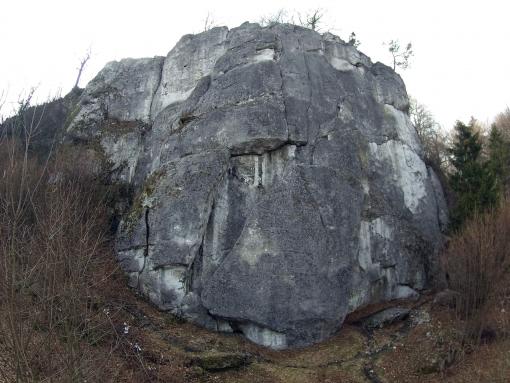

299,36,316,163
185,204,211,294
144,208,150,257
136,207,151,289
309,121,323,165
257,156,263,186
185,243,202,294
275,33,290,142
203,190,254,284
148,58,165,122
300,172,329,236
185,168,227,295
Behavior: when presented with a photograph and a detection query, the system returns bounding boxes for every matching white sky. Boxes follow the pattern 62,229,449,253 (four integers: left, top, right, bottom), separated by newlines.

1,0,509,130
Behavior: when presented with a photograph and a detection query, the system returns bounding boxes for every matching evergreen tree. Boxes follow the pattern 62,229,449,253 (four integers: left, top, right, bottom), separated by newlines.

449,120,498,229
488,124,510,194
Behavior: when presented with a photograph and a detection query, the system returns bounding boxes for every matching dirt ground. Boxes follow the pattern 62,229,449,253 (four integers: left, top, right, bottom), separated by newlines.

2,270,508,383
86,274,510,383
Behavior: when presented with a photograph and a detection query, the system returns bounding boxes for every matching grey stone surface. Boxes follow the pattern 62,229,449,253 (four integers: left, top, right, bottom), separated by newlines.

361,307,411,330
67,56,164,140
67,22,447,349
150,27,229,119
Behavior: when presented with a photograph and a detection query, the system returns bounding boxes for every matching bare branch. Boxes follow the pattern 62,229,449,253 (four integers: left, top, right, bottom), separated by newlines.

203,12,216,32
300,9,323,31
386,40,414,71
296,9,324,31
74,48,91,89
259,9,289,27
259,8,326,31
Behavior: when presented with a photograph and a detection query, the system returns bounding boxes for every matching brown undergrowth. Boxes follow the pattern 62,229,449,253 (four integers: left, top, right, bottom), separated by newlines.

442,200,510,345
0,102,141,382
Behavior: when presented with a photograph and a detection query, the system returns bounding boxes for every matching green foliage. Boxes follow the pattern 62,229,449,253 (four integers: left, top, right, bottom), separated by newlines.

448,120,499,229
488,124,510,194
348,32,361,48
386,40,413,70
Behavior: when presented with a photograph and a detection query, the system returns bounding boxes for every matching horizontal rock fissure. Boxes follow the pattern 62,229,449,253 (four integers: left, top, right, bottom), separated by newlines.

229,141,305,158
151,262,190,271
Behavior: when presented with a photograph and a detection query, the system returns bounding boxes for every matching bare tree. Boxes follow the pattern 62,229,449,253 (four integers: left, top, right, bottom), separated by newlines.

259,9,290,27
203,12,216,32
0,90,6,124
494,107,510,141
298,9,324,31
0,90,6,112
73,48,91,89
386,40,413,70
409,97,449,171
259,8,325,31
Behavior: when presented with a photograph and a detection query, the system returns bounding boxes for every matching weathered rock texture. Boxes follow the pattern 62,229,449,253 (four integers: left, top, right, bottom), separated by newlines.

66,22,448,349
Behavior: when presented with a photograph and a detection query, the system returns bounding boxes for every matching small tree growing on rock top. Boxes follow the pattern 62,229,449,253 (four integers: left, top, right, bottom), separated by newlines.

259,9,290,27
298,9,324,31
348,32,361,48
73,48,91,89
386,40,413,70
202,12,217,31
259,8,325,31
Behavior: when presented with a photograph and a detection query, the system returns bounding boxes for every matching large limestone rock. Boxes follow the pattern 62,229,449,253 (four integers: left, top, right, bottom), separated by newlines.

66,22,448,349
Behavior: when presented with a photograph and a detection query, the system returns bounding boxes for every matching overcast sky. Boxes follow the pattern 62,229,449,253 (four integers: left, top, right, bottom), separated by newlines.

1,0,509,130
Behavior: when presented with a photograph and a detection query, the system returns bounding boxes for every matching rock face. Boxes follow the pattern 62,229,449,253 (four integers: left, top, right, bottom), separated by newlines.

66,22,448,349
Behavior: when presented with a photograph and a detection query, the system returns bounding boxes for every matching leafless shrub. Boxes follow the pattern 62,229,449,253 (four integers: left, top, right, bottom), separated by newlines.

441,199,510,344
0,97,126,382
259,8,325,31
74,48,91,89
494,107,510,141
259,9,292,27
409,98,450,172
297,9,324,31
202,12,217,32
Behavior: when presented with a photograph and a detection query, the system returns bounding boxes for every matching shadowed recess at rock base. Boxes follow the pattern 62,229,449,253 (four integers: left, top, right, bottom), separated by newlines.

65,22,448,349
